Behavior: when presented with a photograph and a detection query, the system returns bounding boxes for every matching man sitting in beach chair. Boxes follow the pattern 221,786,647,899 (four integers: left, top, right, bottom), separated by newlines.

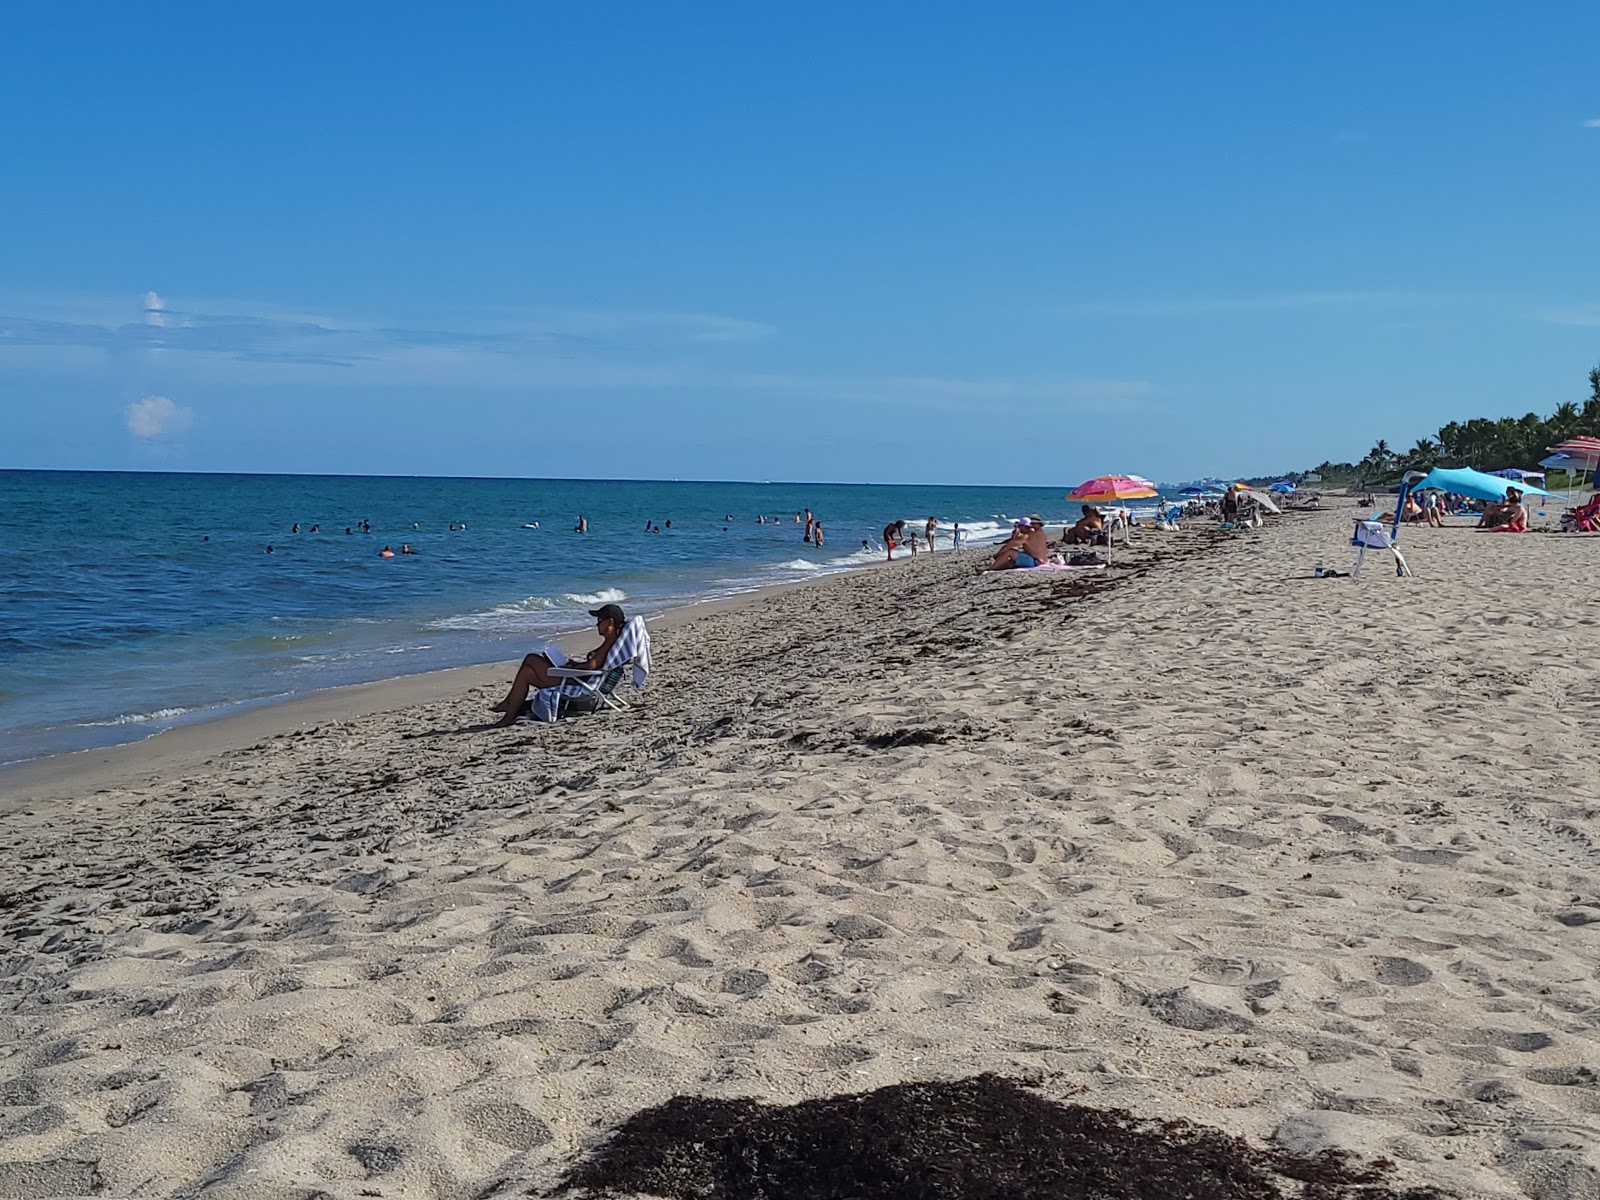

490,603,650,725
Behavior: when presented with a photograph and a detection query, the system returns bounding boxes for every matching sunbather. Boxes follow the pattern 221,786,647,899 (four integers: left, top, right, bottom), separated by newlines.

984,518,1050,570
491,602,626,725
1477,488,1526,531
1062,505,1105,544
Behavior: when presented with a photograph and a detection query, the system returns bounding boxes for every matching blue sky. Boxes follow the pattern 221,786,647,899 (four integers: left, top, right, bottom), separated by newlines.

3,3,1598,485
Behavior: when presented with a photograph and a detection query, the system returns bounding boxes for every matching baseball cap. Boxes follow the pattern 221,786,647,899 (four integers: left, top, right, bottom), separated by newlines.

589,602,626,625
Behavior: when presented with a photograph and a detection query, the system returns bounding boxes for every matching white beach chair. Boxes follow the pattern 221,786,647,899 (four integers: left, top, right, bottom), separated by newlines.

1350,520,1409,579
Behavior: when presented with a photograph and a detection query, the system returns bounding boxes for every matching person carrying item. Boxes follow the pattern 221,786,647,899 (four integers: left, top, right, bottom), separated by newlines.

883,520,907,560
491,602,628,726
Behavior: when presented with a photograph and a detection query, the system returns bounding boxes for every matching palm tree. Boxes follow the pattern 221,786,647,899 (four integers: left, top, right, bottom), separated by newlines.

1405,438,1439,471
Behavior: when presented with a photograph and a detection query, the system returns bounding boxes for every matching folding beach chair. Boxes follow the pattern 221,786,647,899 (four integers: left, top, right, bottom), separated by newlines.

1351,519,1409,579
546,661,634,714
527,616,652,722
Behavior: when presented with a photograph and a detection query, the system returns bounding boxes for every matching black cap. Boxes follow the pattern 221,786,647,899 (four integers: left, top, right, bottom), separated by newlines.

589,603,626,625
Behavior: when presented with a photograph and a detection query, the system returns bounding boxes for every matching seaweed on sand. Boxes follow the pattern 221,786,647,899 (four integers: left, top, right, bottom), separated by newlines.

556,1074,1446,1200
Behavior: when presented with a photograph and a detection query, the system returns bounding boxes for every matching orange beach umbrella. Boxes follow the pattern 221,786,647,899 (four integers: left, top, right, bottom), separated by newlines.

1067,474,1159,504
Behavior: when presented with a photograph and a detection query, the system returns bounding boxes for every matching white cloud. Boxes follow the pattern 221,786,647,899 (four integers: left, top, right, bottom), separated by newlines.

1583,118,1600,129
1055,290,1481,319
1535,305,1600,328
143,291,166,327
126,394,192,438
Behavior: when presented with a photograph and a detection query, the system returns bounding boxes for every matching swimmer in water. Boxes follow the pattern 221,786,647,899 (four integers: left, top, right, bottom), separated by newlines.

292,523,301,534
575,515,588,533
401,544,416,555
265,545,274,554
379,545,395,558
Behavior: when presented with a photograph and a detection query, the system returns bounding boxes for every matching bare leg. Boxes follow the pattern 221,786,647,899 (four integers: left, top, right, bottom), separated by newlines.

983,545,1020,573
491,653,558,719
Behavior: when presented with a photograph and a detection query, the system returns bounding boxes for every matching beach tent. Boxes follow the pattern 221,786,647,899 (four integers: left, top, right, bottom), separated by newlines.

1268,481,1296,493
1409,466,1552,501
1382,466,1552,576
1491,468,1545,482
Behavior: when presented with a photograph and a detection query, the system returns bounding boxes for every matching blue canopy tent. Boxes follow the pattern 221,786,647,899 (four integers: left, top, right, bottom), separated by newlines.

1268,481,1296,493
1408,466,1552,501
1370,467,1554,578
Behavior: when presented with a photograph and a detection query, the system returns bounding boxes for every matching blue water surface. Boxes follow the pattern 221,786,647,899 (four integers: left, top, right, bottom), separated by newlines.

0,470,1113,765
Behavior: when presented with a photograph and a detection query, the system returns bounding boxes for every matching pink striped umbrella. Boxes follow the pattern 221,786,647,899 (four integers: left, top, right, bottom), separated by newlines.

1067,474,1159,504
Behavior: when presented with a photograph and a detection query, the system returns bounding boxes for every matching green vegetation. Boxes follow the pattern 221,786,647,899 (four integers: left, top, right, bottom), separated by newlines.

1301,365,1600,488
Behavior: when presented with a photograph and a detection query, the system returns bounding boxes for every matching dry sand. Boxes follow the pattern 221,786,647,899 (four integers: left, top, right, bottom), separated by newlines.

2,503,1598,1199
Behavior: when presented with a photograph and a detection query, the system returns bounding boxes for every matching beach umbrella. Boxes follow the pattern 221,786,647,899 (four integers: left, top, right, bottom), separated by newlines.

1550,436,1600,462
1066,474,1158,563
1067,475,1159,503
1491,468,1543,481
1247,491,1282,515
1539,452,1587,502
1549,437,1600,497
1178,485,1215,496
1268,481,1296,493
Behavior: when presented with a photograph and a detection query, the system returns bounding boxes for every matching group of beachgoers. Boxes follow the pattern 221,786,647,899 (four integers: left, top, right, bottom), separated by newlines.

977,506,1109,572
880,517,966,560
1371,488,1529,533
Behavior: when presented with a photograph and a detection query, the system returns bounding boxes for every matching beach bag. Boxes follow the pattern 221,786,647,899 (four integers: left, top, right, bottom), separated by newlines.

530,687,562,722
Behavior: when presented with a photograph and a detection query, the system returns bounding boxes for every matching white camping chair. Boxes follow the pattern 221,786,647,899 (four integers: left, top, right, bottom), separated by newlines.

1351,519,1409,579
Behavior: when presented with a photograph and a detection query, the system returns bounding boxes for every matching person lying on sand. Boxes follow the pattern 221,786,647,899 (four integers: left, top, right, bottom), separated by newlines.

1062,505,1105,544
490,603,626,726
984,518,1050,570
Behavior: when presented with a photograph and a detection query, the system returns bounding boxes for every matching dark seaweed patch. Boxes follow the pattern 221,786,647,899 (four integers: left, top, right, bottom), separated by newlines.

558,1074,1444,1200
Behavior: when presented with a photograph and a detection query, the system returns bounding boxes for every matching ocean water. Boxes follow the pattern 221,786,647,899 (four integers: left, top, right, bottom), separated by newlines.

1,470,1128,766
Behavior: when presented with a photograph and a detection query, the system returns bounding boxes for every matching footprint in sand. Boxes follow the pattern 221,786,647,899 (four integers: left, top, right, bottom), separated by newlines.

1373,957,1433,986
463,1102,553,1151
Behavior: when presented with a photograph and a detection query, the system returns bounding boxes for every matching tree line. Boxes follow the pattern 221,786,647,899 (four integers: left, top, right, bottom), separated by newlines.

1301,365,1600,487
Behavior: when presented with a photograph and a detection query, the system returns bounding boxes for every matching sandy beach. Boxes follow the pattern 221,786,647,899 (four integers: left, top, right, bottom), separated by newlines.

3,503,1599,1199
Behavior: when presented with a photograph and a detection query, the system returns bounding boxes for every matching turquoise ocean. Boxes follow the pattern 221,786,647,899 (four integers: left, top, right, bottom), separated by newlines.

1,470,1143,767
